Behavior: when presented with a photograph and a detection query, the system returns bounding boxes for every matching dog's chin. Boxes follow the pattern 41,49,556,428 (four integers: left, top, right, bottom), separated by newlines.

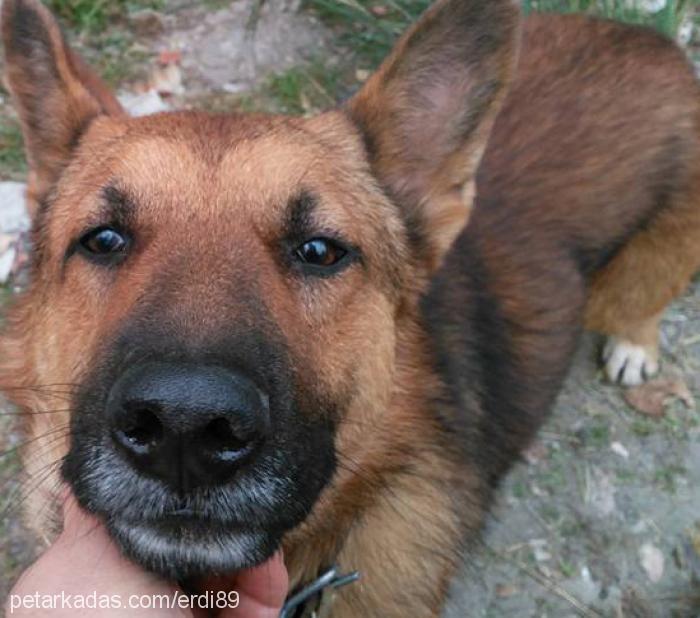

108,517,279,580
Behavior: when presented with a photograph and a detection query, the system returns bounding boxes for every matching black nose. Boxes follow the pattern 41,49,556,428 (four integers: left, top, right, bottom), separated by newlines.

107,362,269,492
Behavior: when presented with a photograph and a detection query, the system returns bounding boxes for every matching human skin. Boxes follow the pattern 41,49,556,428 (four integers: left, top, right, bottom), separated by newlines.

6,495,288,617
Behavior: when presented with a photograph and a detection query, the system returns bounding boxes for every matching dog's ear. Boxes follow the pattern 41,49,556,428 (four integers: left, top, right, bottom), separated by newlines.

347,0,520,267
1,0,123,201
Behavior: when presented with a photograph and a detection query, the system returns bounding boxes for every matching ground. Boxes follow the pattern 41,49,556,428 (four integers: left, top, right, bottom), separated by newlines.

1,1,700,615
448,279,700,617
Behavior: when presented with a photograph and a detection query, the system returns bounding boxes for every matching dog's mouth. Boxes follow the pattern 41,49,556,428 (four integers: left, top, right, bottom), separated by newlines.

108,513,278,579
64,404,337,580
65,447,305,579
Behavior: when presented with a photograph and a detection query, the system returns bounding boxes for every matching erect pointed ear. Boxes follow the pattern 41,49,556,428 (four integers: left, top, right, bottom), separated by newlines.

1,0,123,203
347,0,520,268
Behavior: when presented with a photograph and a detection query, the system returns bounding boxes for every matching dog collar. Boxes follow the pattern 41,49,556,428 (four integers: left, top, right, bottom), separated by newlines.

280,566,360,618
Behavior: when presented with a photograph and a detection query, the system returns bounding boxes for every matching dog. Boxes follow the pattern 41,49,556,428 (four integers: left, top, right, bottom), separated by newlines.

1,0,699,614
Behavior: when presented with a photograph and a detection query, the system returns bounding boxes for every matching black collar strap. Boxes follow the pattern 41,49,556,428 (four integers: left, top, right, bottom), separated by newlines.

280,566,360,618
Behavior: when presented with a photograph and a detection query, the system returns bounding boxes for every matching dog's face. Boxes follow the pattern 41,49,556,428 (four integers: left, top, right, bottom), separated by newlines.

33,112,409,577
0,0,518,578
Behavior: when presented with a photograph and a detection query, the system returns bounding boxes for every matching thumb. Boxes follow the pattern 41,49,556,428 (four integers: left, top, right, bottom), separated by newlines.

204,552,288,617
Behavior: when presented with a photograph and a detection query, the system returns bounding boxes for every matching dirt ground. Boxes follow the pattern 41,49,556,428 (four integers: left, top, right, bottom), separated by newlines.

448,278,700,617
1,1,700,615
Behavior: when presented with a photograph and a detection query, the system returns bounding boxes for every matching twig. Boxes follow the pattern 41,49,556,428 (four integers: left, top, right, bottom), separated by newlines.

486,543,604,618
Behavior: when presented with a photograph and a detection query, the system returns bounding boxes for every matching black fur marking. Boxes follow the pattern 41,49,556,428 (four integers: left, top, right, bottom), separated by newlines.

66,115,97,153
282,190,361,278
62,185,137,264
421,233,522,487
6,2,59,80
284,190,318,243
101,185,138,224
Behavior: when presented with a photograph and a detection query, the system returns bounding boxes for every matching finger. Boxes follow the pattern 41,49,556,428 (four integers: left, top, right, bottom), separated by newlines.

58,491,122,561
61,491,102,536
212,552,288,617
57,491,175,593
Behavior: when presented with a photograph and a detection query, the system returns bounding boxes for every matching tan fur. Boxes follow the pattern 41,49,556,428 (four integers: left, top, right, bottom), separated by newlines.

585,166,700,344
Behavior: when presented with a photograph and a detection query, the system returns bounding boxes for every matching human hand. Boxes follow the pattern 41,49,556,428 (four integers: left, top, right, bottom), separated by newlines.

6,494,288,617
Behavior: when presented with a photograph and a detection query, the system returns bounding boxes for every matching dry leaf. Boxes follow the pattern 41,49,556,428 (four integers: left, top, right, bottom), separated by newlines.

586,468,616,517
610,441,630,459
118,89,170,117
0,246,16,285
624,377,695,417
529,539,551,562
0,182,30,233
129,9,165,37
158,49,182,65
639,542,664,583
151,63,184,96
691,523,700,556
495,583,518,598
148,50,184,96
523,440,548,464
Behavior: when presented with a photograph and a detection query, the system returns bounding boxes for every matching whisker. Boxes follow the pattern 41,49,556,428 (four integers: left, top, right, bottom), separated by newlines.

0,409,75,417
32,475,70,538
1,384,79,401
2,383,80,392
0,455,65,523
0,423,70,461
0,431,71,497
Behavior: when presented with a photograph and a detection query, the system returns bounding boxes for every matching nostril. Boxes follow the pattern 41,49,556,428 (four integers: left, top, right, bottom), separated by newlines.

125,409,163,446
202,417,251,461
114,408,164,454
107,363,269,489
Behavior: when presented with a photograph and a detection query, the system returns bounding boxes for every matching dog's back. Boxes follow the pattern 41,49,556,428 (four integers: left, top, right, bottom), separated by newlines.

483,13,700,264
425,13,700,485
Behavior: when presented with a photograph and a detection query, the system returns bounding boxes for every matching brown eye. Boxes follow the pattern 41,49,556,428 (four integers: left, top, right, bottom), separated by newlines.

295,239,347,268
80,227,128,256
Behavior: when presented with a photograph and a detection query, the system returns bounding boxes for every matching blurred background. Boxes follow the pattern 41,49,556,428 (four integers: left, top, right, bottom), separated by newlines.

1,1,700,615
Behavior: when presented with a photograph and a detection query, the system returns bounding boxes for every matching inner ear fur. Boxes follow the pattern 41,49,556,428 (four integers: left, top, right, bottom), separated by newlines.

1,0,123,206
347,0,521,268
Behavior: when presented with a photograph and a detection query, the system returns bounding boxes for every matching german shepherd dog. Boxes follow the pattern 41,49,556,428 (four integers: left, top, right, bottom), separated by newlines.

1,0,700,614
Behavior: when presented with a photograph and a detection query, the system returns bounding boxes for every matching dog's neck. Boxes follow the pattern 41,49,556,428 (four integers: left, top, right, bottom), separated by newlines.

282,304,482,615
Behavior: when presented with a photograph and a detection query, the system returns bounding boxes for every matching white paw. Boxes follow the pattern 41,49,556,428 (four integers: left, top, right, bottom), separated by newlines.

602,338,659,387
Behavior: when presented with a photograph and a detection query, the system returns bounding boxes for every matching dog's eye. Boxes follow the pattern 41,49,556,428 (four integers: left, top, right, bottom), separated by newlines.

295,239,347,268
80,227,128,256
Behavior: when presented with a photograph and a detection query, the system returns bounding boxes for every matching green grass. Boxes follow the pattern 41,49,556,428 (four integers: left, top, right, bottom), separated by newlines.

0,286,12,311
306,0,430,67
201,0,233,9
305,0,692,71
0,119,26,179
511,479,529,498
523,0,691,36
43,0,164,94
47,0,163,32
653,463,688,492
580,422,610,449
83,30,152,86
260,60,344,115
558,559,577,578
